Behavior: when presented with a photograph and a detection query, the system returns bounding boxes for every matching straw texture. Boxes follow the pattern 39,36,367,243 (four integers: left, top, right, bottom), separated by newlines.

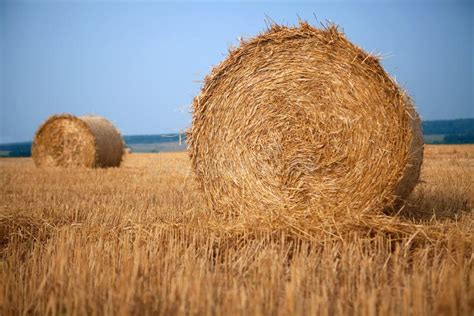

32,114,124,168
188,22,423,218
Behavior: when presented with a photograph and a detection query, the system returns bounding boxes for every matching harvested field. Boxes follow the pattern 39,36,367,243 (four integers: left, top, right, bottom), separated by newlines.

0,145,473,315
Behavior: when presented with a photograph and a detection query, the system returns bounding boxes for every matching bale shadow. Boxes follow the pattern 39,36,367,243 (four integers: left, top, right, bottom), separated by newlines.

395,185,471,222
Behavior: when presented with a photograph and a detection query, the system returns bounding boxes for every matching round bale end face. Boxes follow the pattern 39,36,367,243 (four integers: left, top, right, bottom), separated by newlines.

188,23,423,217
32,115,96,168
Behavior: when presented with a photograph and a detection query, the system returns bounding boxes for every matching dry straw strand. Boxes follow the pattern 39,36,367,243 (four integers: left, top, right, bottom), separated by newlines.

188,21,423,220
32,114,124,168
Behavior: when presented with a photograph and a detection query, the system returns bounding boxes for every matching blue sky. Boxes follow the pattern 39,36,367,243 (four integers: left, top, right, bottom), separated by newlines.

1,0,473,143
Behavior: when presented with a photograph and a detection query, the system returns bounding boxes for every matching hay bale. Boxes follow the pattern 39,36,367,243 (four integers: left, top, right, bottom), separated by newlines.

188,22,423,217
32,114,124,168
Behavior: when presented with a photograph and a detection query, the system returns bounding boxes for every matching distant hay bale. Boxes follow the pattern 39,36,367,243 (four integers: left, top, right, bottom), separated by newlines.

32,114,124,168
188,22,423,217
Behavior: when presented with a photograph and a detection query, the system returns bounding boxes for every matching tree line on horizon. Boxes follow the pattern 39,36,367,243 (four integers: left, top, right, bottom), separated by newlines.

1,118,473,157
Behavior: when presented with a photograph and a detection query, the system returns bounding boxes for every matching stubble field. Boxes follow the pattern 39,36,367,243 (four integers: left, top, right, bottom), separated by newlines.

0,145,473,315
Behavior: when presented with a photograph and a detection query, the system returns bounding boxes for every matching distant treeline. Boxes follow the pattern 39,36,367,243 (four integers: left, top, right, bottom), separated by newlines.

123,133,187,144
422,118,474,135
1,119,473,157
422,118,474,144
442,132,474,144
0,142,32,157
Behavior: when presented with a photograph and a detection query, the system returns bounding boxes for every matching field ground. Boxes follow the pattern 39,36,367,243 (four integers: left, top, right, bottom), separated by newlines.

0,145,473,315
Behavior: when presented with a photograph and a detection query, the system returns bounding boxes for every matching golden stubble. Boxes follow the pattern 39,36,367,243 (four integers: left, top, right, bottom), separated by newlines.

0,145,472,315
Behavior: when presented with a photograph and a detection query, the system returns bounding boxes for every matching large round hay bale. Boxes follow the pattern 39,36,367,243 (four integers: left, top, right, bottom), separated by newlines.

32,114,124,168
188,22,423,216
